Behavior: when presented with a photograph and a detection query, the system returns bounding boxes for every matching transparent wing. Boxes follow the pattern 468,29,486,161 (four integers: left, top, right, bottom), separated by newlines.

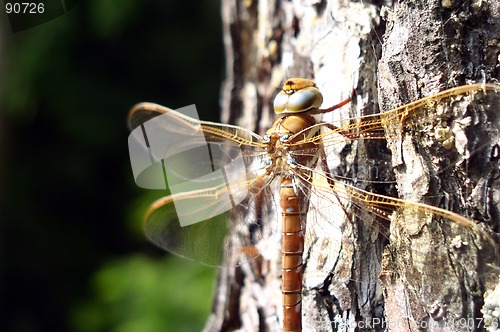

142,183,280,267
286,84,500,285
293,84,500,146
128,103,280,266
128,84,500,274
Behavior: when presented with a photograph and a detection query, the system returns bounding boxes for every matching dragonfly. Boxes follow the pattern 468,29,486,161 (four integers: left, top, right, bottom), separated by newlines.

127,78,500,332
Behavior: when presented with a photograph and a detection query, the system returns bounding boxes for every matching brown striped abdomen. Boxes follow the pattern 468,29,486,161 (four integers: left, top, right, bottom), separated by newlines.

280,177,306,332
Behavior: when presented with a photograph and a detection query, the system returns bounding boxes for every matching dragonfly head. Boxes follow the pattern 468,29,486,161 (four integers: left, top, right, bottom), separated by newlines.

273,78,323,114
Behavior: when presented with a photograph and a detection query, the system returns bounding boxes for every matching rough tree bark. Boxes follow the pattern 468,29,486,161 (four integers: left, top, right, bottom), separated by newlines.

205,0,499,331
378,1,500,331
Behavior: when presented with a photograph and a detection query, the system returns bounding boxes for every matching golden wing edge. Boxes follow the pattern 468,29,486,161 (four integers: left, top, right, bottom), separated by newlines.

141,190,234,267
127,102,173,130
142,178,269,267
143,178,260,224
379,83,500,124
128,102,264,148
332,180,500,253
295,83,500,145
302,167,498,252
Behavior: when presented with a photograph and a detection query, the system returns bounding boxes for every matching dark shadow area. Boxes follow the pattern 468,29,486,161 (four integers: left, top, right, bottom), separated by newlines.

0,1,223,331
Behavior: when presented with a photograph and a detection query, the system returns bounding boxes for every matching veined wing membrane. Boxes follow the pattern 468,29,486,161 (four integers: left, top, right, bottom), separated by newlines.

302,169,497,249
129,81,500,332
142,176,279,267
290,83,500,146
129,83,500,270
287,84,500,259
128,103,276,266
144,195,232,266
128,102,264,144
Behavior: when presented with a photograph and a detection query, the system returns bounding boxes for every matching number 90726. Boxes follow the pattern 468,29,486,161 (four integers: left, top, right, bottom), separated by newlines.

6,2,45,14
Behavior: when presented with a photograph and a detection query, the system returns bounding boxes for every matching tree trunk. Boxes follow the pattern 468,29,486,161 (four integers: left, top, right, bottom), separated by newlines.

378,1,500,331
205,0,499,331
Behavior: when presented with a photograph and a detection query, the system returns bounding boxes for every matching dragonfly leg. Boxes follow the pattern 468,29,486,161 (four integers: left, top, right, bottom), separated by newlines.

310,86,355,115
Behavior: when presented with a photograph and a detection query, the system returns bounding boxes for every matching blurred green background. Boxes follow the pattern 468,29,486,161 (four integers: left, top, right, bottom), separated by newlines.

0,1,223,331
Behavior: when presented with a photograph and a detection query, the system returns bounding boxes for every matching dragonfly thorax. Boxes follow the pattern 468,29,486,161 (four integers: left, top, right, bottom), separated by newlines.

262,113,321,177
262,133,293,175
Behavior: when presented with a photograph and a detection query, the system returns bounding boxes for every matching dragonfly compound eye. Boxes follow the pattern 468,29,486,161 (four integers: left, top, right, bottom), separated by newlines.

273,86,323,114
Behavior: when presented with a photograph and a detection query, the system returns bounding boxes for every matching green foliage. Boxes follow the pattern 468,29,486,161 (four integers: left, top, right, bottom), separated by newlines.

1,0,223,331
88,0,144,39
71,255,216,332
